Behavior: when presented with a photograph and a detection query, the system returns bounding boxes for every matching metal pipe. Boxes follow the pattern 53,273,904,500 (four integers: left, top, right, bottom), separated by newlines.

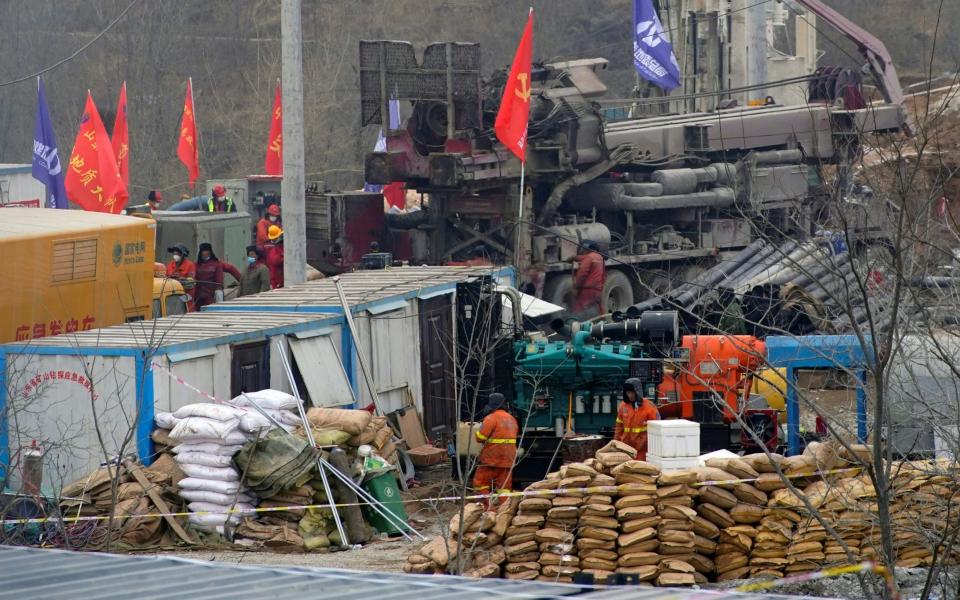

333,276,385,416
495,286,525,337
274,346,349,547
565,186,735,212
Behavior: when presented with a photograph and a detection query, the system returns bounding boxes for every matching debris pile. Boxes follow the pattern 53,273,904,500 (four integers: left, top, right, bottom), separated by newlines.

405,440,960,584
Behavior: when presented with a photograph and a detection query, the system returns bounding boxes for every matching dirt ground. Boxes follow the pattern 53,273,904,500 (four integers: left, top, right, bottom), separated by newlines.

152,481,458,573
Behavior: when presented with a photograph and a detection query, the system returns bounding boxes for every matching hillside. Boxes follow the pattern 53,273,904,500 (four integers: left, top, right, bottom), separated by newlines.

0,0,956,198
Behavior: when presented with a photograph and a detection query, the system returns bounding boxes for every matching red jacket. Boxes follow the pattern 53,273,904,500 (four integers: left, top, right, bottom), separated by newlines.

264,243,284,289
475,409,519,468
165,259,197,310
256,217,281,247
614,399,660,460
573,251,605,311
195,259,242,309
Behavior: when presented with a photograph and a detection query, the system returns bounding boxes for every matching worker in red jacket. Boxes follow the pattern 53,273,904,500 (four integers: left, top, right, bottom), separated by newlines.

165,243,197,311
571,240,605,318
614,377,661,461
473,393,519,502
256,204,281,247
264,225,284,289
194,243,242,309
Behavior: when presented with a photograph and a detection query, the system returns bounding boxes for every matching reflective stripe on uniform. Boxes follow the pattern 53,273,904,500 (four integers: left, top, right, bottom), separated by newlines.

476,432,489,441
486,438,516,444
623,427,647,433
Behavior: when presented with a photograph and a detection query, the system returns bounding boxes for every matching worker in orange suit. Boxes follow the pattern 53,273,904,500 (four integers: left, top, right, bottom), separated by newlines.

165,243,197,311
473,393,519,503
614,377,661,460
571,240,605,318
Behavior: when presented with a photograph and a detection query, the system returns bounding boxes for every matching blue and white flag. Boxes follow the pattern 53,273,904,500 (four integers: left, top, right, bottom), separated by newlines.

32,77,69,209
364,98,401,193
633,0,681,91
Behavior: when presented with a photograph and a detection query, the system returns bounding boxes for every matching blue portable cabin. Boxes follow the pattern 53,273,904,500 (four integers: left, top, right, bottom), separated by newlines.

764,335,874,455
0,310,347,490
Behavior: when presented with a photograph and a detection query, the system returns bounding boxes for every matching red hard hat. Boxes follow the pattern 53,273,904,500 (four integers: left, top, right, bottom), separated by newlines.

267,204,281,216
212,185,226,197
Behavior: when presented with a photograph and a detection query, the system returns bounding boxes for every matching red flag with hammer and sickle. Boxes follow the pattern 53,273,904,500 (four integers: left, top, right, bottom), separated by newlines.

264,79,283,175
177,78,200,187
495,8,533,162
65,91,128,213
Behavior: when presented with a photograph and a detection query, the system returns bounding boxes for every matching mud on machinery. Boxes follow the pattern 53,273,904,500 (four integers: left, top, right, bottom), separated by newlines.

361,0,908,312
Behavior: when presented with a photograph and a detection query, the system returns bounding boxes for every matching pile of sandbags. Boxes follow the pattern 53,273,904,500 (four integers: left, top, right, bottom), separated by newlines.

403,501,510,576
301,407,397,462
57,457,187,549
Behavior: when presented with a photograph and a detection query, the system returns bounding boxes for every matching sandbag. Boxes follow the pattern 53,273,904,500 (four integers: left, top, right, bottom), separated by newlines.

755,472,788,492
177,476,242,495
622,516,660,533
732,483,767,505
694,534,717,554
615,495,656,510
618,527,657,547
170,416,242,442
657,572,695,586
706,457,759,480
580,526,619,542
658,505,697,521
585,494,613,505
618,551,660,567
577,537,616,551
730,503,764,524
597,452,634,468
581,556,617,571
619,565,658,581
692,515,721,539
558,475,591,489
541,564,579,578
565,462,598,478
189,512,240,528
741,452,784,473
581,548,619,561
305,407,371,436
611,460,659,476
597,440,637,458
552,496,583,507
154,411,180,430
657,483,695,498
172,442,243,456
449,503,485,533
231,389,299,410
658,518,694,532
580,515,619,529
581,504,616,518
174,403,243,421
421,536,459,566
695,466,739,488
178,489,254,505
539,552,579,567
618,504,656,520
535,528,574,544
188,501,255,516
546,507,578,521
658,469,698,485
700,485,738,509
238,411,277,433
174,451,235,468
618,483,657,496
518,498,552,513
697,503,735,529
178,463,240,482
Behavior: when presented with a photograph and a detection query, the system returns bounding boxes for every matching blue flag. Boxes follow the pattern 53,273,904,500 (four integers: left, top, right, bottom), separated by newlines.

364,98,401,193
32,77,69,209
633,0,681,91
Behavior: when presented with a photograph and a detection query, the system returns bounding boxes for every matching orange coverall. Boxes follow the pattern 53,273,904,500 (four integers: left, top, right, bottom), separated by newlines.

614,399,661,460
473,409,519,494
573,250,605,313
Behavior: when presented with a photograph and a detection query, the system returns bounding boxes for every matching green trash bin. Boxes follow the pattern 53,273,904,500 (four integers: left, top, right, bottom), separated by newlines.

362,471,408,535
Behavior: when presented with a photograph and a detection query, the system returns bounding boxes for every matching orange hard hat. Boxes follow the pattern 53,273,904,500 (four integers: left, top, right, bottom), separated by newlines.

267,204,281,216
212,185,227,197
268,225,283,241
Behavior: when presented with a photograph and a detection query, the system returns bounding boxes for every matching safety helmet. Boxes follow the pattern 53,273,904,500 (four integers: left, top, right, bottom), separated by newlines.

268,225,284,241
267,204,281,216
212,185,227,197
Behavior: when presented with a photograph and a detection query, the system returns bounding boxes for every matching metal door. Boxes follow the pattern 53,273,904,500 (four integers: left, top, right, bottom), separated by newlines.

419,295,455,441
231,341,269,397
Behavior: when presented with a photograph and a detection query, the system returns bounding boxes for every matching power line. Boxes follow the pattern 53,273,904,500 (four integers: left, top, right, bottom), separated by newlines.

0,0,142,88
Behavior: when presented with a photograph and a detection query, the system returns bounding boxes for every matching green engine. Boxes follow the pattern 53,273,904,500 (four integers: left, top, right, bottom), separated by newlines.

511,313,678,435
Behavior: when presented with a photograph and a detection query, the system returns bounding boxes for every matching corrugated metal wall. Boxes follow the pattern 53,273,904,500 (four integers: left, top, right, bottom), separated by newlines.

5,352,138,488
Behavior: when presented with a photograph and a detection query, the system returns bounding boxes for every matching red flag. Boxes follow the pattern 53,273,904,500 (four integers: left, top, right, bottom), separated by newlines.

111,81,129,187
495,8,534,162
65,91,128,213
264,79,283,175
177,78,200,187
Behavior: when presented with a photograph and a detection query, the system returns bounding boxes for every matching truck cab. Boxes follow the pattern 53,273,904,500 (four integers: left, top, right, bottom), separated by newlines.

152,264,188,318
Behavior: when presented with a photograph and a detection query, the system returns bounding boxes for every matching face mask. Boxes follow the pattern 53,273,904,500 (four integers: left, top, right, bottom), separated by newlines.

173,254,182,263
268,215,278,222
247,256,257,265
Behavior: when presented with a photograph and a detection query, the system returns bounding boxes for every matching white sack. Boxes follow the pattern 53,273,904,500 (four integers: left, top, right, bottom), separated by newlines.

231,389,299,411
177,477,242,495
174,452,235,468
178,489,254,505
173,403,244,422
178,463,240,482
154,411,180,430
171,442,243,456
188,501,255,516
188,512,240,528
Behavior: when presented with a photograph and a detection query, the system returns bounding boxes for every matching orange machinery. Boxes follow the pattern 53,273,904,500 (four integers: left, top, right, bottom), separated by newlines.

658,335,766,423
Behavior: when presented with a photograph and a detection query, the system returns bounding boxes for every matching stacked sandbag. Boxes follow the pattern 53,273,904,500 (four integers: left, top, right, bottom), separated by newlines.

230,389,304,431
611,460,660,583
165,402,275,531
403,502,503,576
568,462,618,583
504,493,547,581
654,468,700,586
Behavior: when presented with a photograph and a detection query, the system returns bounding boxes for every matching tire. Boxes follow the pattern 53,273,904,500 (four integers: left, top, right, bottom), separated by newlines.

543,274,574,310
603,270,634,313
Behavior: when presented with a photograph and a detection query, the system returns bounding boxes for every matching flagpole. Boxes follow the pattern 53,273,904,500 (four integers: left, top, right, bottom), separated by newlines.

515,162,525,265
189,77,199,180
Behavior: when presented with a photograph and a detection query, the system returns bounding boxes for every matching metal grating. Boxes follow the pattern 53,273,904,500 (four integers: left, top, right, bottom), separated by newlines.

359,40,481,128
0,546,580,600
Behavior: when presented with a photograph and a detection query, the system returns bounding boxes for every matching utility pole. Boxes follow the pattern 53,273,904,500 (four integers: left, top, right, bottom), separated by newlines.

281,0,306,285
746,0,768,104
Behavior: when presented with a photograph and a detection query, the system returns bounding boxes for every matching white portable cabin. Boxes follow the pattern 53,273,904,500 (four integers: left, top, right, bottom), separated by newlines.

0,311,348,489
203,265,515,437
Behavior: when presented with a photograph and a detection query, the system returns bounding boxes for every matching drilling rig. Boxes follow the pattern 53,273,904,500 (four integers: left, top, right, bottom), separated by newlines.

360,1,907,313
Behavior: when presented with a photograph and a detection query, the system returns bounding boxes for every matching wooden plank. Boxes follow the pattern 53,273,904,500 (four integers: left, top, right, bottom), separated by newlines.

123,459,195,545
